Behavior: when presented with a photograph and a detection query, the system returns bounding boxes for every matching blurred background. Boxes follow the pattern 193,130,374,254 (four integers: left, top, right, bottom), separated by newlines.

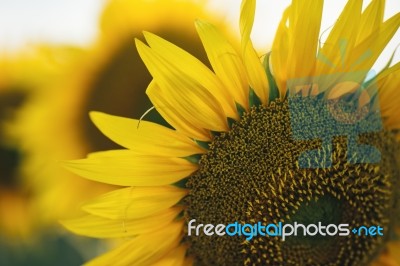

0,0,399,265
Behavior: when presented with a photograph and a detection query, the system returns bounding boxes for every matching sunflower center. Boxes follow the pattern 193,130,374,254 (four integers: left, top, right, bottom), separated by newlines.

184,98,400,266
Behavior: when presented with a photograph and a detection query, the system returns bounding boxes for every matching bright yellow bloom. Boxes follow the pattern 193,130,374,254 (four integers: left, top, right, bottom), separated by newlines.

10,0,230,225
0,49,58,238
0,0,224,262
63,0,400,265
6,45,110,226
0,47,108,266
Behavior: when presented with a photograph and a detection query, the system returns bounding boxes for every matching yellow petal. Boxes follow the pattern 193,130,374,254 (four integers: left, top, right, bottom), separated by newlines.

385,115,400,130
62,150,197,186
89,111,205,157
317,0,363,74
375,61,400,84
61,207,181,238
287,0,323,78
356,0,385,44
240,0,269,103
375,64,400,130
347,13,400,72
151,245,187,266
85,221,183,266
142,32,238,119
195,20,249,109
136,39,229,132
271,7,290,95
147,81,211,141
82,186,187,219
272,0,323,95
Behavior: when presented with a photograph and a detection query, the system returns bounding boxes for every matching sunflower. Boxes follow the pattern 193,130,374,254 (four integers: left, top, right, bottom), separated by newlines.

0,50,52,239
0,49,94,266
74,0,233,153
63,0,400,265
12,0,230,225
6,45,108,226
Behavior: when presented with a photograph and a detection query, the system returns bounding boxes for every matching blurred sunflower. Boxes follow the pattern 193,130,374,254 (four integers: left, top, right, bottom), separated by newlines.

0,53,35,239
0,48,93,266
11,0,231,225
62,0,400,265
6,45,104,227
